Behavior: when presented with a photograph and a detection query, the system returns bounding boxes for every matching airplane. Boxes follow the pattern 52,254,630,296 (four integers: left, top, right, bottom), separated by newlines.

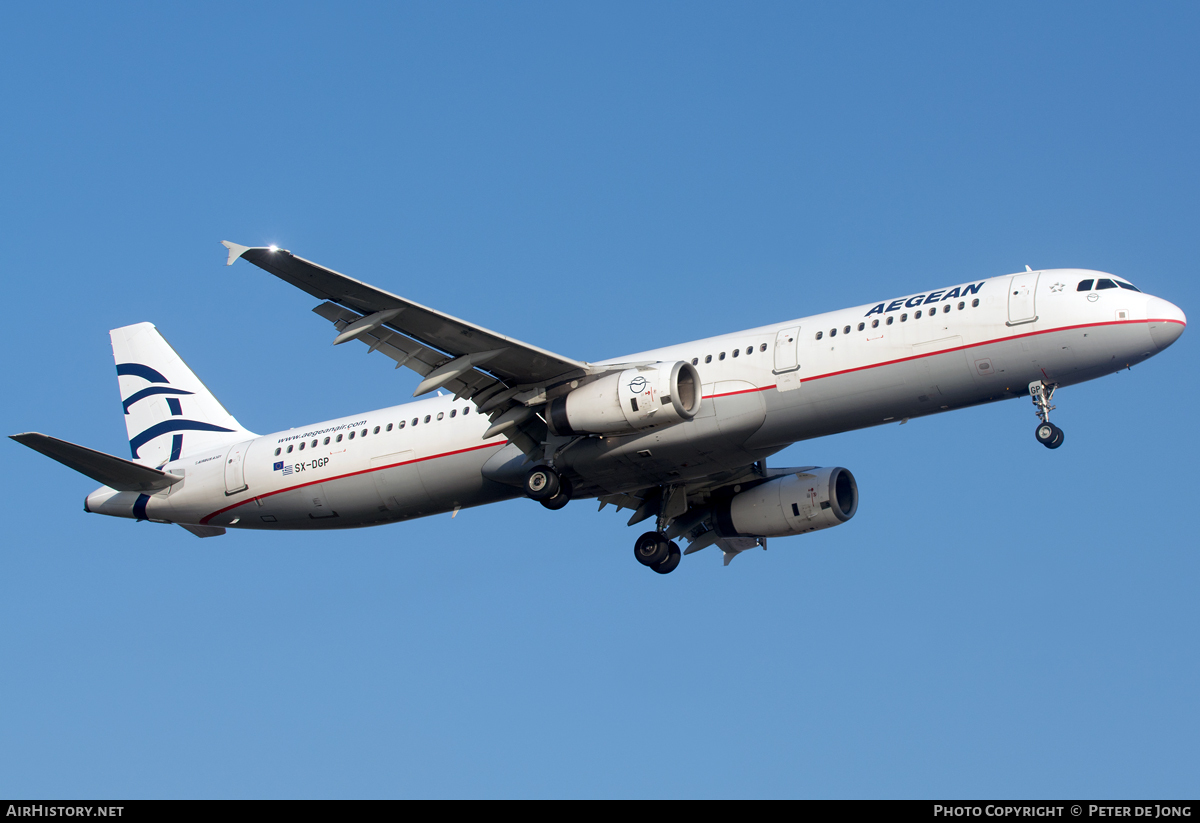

11,243,1187,572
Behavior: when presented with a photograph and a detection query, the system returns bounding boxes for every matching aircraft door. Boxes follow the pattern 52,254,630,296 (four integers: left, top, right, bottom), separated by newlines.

223,440,251,495
1007,272,1039,326
773,326,801,392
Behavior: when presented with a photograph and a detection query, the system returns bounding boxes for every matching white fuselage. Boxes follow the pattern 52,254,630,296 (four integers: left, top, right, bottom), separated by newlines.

85,268,1186,530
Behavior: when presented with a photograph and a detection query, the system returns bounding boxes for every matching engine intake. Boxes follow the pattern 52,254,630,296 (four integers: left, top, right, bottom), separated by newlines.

548,361,702,436
714,467,858,538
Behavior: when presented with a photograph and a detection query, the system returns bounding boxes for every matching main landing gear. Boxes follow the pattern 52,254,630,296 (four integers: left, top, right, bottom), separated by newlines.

1029,380,1064,450
633,531,682,575
526,465,682,574
525,465,573,510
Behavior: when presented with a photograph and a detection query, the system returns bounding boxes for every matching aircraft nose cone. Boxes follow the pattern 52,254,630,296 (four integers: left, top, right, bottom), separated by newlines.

1147,297,1186,352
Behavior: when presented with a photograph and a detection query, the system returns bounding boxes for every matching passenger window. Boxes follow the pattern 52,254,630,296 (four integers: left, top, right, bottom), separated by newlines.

412,418,418,426
759,343,767,352
830,328,837,337
719,352,725,360
450,409,457,418
463,407,470,415
336,434,343,443
929,306,937,315
274,447,281,456
373,426,380,434
324,437,330,445
900,313,908,322
972,298,980,307
692,358,698,365
299,442,305,450
386,423,393,432
915,310,922,319
424,415,431,424
311,440,318,448
958,301,964,310
705,355,712,363
1116,281,1141,292
886,316,894,325
437,412,444,420
732,348,739,357
857,322,865,331
816,331,823,340
843,325,850,335
286,445,293,453
871,319,879,328
348,431,355,440
1077,279,1094,291
399,421,405,429
746,347,752,355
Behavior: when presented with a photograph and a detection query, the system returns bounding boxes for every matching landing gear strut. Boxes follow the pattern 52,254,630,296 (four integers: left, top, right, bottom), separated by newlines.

633,531,681,574
1029,380,1064,450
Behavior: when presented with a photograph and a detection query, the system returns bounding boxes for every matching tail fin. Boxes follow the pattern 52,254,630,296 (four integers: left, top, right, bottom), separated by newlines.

110,322,254,465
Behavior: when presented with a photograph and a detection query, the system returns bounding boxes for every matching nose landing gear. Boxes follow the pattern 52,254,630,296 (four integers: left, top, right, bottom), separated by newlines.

1030,380,1065,449
1035,421,1064,449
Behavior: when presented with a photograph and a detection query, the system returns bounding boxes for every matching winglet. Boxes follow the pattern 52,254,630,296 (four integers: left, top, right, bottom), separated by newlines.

221,240,252,266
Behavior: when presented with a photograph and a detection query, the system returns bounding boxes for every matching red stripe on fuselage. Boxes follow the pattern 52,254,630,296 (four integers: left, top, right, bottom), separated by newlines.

698,317,1182,399
797,317,1183,384
199,440,507,525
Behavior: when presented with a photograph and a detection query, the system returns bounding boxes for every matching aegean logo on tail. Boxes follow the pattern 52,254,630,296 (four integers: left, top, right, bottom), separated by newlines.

117,362,234,460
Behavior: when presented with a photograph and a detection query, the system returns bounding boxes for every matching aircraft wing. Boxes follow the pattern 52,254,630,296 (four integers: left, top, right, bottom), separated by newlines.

222,242,591,398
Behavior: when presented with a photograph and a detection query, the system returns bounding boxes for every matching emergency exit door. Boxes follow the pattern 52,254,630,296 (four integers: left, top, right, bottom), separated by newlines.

1007,272,1039,326
773,326,801,392
224,440,251,495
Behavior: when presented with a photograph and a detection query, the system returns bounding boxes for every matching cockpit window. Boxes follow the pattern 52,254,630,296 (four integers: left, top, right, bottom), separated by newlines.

1096,278,1118,290
1116,280,1142,292
1077,279,1094,291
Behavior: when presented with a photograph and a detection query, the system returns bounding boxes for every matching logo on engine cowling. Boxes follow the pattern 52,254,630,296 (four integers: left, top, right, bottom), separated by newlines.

628,376,649,393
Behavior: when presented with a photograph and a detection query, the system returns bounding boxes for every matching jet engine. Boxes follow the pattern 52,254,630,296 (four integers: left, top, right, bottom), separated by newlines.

548,361,702,436
713,467,858,538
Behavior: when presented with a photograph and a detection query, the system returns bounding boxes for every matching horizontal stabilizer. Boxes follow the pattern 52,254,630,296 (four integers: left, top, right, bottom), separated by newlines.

10,432,183,493
180,524,226,538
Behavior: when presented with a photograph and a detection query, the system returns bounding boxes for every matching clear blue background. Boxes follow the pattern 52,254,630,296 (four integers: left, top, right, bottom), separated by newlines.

1,2,1196,799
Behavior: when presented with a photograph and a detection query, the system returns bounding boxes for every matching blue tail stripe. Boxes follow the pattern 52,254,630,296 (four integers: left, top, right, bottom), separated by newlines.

116,363,170,383
169,434,183,462
132,494,151,521
122,386,194,414
130,420,235,458
166,397,182,415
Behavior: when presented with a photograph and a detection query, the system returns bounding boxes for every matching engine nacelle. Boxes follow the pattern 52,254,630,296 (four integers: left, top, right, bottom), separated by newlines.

548,361,702,436
714,467,858,538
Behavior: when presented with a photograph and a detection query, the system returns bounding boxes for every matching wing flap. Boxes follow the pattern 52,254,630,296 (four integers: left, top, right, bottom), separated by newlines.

313,302,504,400
11,432,183,492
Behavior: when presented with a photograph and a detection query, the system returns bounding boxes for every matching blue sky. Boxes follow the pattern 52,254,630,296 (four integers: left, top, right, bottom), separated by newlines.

2,2,1197,798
